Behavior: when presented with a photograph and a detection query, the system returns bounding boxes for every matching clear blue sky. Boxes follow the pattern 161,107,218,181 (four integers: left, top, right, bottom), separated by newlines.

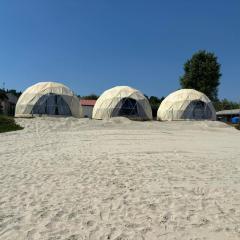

0,0,239,100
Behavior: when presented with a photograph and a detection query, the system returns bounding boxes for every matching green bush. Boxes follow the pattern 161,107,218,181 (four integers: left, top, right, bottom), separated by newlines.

235,124,240,131
0,115,23,133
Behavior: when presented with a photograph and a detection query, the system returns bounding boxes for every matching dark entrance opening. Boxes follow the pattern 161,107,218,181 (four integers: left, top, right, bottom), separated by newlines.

111,98,139,118
182,100,212,120
32,93,71,116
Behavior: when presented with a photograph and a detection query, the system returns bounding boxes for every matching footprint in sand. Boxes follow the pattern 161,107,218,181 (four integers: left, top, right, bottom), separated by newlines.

192,187,208,196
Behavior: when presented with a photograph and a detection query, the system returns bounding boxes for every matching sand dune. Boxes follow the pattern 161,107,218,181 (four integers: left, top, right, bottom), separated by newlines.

0,117,240,240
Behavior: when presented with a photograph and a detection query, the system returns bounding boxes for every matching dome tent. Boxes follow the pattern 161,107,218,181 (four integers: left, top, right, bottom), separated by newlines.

15,82,82,118
157,89,216,121
92,86,153,120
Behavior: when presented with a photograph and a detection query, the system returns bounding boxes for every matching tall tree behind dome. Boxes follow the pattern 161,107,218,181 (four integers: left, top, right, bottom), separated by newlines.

180,50,221,101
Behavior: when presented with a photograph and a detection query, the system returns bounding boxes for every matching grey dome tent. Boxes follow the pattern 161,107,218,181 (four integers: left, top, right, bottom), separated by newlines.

92,86,152,120
15,82,82,118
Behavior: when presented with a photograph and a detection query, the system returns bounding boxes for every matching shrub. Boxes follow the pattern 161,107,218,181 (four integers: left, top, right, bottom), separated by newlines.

0,115,23,133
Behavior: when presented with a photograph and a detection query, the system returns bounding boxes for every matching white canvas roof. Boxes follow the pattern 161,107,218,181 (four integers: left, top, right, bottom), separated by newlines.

92,86,153,120
216,109,240,116
15,82,82,118
157,89,216,121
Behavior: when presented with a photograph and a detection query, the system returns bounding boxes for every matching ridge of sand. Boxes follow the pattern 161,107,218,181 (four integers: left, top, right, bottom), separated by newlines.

0,117,240,240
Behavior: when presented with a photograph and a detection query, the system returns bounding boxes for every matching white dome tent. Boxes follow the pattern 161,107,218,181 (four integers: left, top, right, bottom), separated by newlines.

92,86,153,120
157,89,216,121
15,82,82,118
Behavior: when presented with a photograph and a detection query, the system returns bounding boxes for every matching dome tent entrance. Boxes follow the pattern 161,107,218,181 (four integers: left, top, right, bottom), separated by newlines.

181,100,213,119
15,82,82,118
32,93,72,115
92,86,153,120
157,89,216,121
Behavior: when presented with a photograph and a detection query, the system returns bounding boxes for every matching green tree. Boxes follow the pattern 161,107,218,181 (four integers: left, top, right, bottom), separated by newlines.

149,96,164,108
213,99,240,111
80,94,99,100
180,50,221,101
0,89,8,101
145,95,164,118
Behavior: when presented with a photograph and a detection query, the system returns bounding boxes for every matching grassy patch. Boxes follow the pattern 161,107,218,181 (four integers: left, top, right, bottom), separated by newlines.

235,124,240,130
0,115,23,133
226,122,240,131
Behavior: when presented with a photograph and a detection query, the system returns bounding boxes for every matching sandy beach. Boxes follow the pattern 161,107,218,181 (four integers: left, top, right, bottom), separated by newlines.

0,117,240,240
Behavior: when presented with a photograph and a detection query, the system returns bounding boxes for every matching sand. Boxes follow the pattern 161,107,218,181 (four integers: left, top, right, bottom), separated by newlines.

0,117,240,240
